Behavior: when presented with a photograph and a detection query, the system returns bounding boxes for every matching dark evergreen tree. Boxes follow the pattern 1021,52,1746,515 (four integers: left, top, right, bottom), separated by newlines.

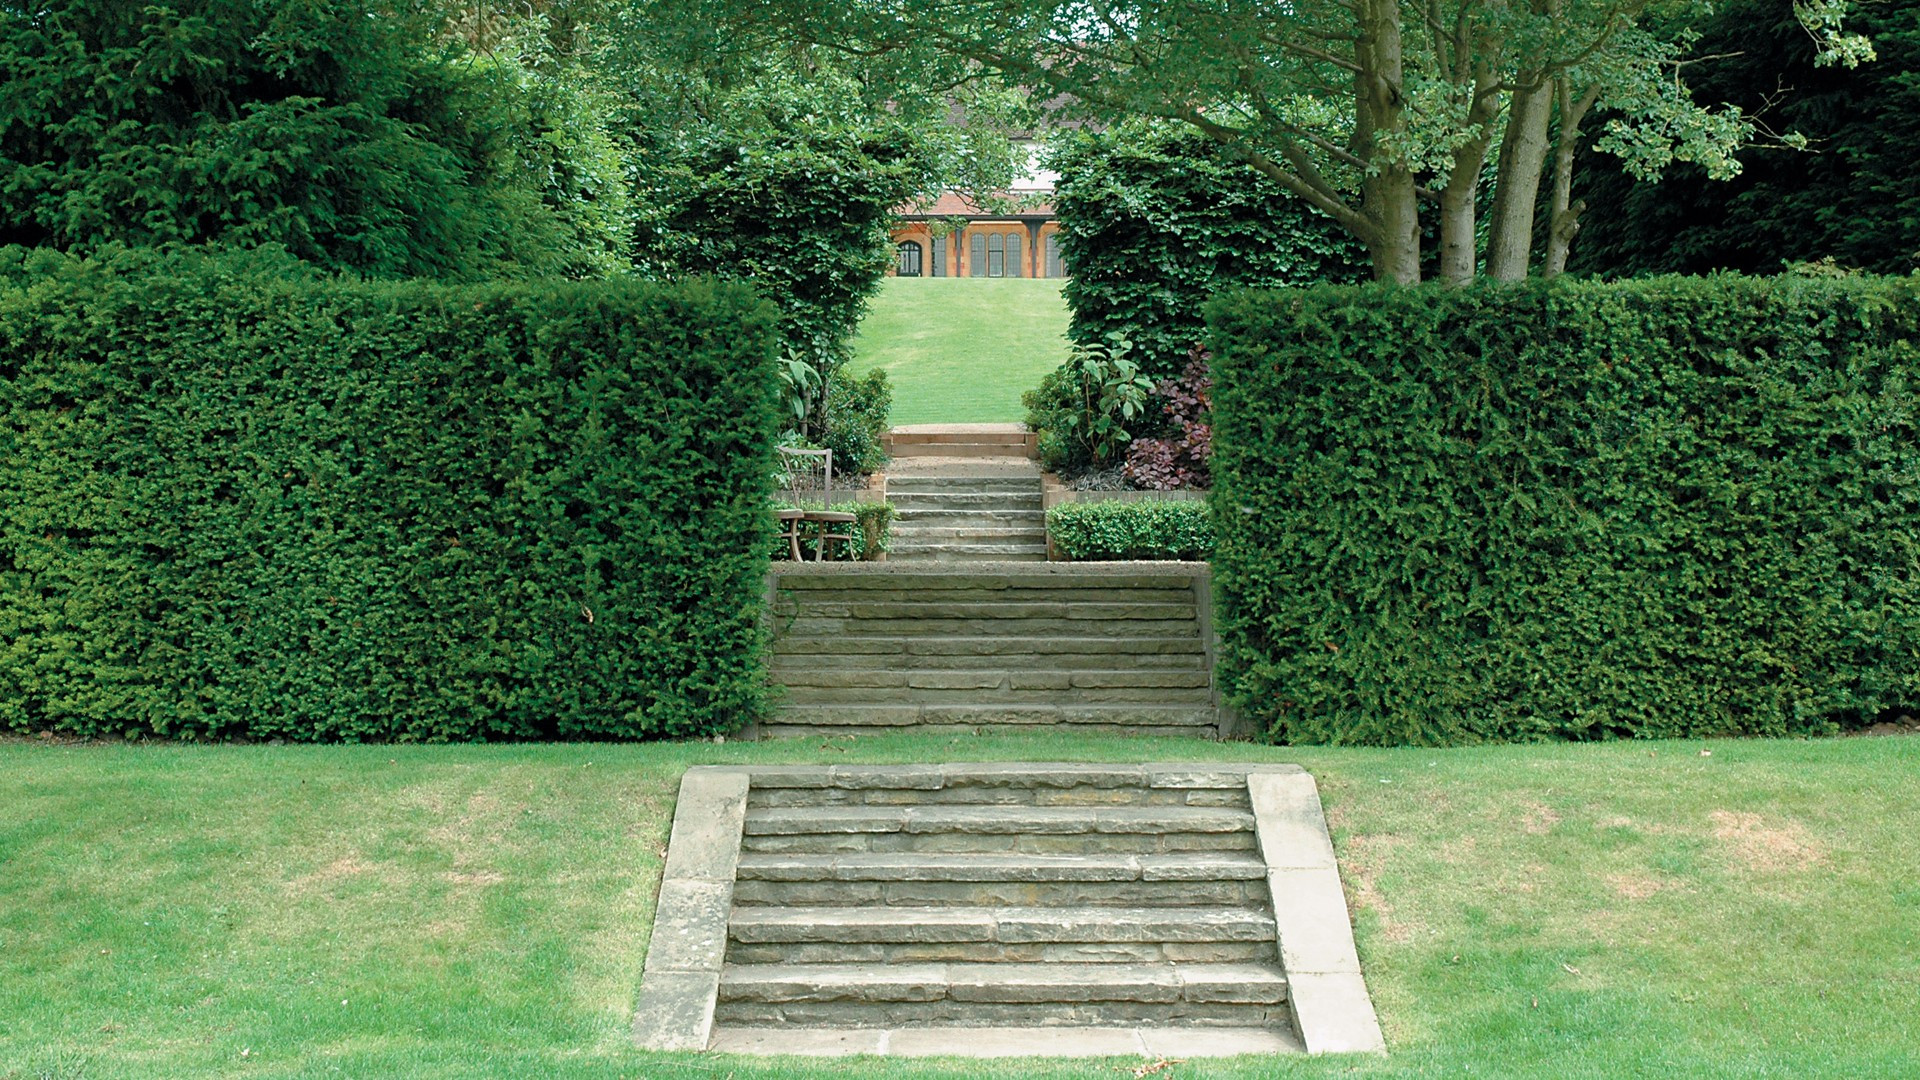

1572,0,1920,276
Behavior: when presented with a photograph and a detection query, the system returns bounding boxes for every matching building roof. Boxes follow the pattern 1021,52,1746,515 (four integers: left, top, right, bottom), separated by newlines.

898,191,1055,218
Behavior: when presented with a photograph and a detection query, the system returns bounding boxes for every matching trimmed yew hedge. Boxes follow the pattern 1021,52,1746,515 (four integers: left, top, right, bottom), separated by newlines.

1209,274,1920,746
0,247,782,741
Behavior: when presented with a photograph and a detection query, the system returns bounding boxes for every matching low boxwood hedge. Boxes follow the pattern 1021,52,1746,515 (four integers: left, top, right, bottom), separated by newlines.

1047,499,1213,561
1209,273,1920,746
0,246,782,741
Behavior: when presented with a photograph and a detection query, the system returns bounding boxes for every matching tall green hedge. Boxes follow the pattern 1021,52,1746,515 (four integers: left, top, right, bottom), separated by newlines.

0,247,782,741
1209,275,1920,746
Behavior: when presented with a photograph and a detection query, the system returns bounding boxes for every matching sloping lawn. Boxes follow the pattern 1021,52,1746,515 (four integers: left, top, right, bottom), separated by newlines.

848,277,1070,426
2,733,1916,1079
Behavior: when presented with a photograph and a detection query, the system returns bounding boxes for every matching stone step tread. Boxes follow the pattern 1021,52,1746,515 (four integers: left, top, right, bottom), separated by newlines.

770,654,1207,672
772,573,1205,590
718,962,1287,1005
768,705,1219,727
780,620,1198,638
772,635,1203,653
743,806,1252,836
759,724,1218,740
727,905,1277,944
772,601,1195,618
772,670,1212,690
735,852,1266,883
707,1026,1303,1058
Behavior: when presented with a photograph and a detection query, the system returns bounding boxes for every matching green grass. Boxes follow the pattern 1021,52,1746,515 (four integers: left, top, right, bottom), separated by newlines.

848,277,1070,426
3,733,1918,1079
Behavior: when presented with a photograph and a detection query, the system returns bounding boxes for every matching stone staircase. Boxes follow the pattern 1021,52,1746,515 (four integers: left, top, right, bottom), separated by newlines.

766,564,1223,739
709,763,1301,1054
886,471,1048,562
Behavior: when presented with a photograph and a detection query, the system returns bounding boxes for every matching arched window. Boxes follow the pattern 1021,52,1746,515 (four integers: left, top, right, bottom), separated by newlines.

930,236,947,277
1005,232,1024,278
969,232,987,277
1045,234,1064,278
896,240,923,277
987,233,1005,277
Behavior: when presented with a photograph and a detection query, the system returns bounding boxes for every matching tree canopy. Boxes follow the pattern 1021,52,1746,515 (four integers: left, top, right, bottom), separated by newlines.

738,0,1874,283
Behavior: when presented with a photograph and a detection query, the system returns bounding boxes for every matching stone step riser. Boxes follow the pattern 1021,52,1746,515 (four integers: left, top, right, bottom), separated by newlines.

890,444,1036,459
774,602,1195,621
889,528,1048,541
744,787,1247,810
723,940,1277,966
770,653,1206,672
773,573,1204,591
779,618,1200,638
766,706,1220,729
888,551,1050,563
768,622,1198,645
887,510,1046,525
778,688,1214,707
738,833,1258,856
773,668,1209,688
886,480,1044,494
759,722,1220,740
890,493,1045,509
733,878,1270,908
713,1001,1289,1028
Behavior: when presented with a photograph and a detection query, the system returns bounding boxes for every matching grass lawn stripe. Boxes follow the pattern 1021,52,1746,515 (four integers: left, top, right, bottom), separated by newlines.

848,278,1070,426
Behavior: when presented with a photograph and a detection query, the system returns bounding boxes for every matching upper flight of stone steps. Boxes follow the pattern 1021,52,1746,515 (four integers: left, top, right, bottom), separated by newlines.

886,473,1048,562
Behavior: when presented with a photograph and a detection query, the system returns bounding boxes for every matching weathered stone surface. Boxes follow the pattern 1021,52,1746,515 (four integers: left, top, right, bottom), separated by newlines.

886,1027,1146,1058
943,962,1181,1004
745,808,906,835
1139,854,1267,882
1177,964,1290,1004
1286,972,1386,1054
1249,772,1340,870
643,880,733,974
1138,1027,1304,1057
631,971,720,1052
728,906,995,944
660,769,749,882
1267,868,1364,975
720,963,948,1003
708,1027,886,1055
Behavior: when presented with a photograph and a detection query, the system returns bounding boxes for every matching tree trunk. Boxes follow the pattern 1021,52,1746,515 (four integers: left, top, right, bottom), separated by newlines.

1543,79,1601,277
1354,0,1420,283
1439,66,1500,285
1483,74,1554,281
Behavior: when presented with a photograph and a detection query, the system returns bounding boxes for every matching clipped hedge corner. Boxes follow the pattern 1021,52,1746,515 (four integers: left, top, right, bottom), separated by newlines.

0,247,783,741
1209,274,1920,746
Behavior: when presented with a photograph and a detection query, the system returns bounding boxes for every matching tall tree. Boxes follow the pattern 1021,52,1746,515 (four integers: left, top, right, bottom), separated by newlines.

737,0,1871,283
1573,0,1919,277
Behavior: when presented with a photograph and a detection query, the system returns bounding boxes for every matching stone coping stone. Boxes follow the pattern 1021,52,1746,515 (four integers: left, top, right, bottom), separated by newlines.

708,1025,1303,1057
632,768,749,1052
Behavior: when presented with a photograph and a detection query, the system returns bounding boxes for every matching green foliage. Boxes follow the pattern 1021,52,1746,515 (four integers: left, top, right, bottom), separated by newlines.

848,502,897,559
1574,0,1920,277
0,0,630,279
0,247,782,742
1023,340,1156,472
822,368,893,476
1209,274,1920,746
1047,500,1214,561
631,72,924,370
1050,122,1369,376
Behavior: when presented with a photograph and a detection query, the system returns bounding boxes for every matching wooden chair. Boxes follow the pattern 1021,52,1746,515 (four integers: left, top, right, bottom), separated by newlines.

777,447,858,561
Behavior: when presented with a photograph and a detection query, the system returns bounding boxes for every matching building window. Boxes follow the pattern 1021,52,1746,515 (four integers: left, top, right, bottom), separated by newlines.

1006,233,1023,278
896,240,923,277
970,232,987,277
930,236,946,277
1046,234,1064,278
987,233,1004,277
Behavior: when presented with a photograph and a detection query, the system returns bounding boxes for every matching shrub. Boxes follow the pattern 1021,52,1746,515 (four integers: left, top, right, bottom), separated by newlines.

1123,348,1213,490
1022,341,1154,473
1208,274,1920,746
1047,500,1214,561
822,368,893,476
0,246,782,742
1049,120,1368,379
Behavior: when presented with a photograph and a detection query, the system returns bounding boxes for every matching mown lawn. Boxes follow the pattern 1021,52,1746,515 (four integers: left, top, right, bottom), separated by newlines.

2,732,1916,1079
847,277,1071,426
